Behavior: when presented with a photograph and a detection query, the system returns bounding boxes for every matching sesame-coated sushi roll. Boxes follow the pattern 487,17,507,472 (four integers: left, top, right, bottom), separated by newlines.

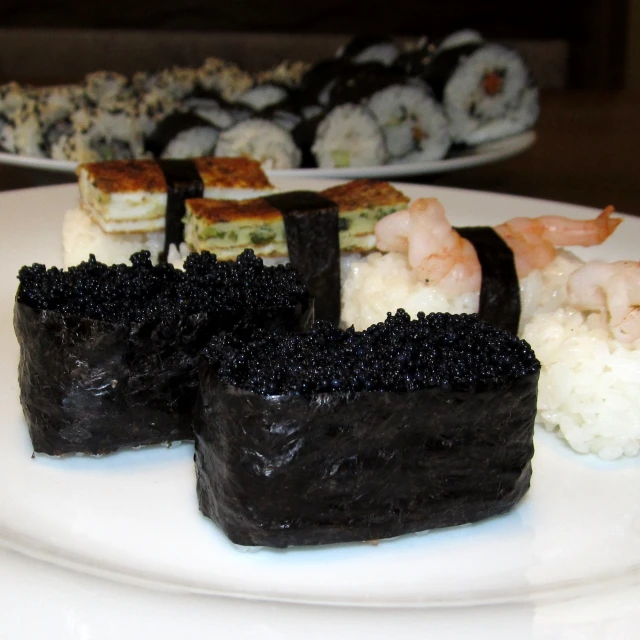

132,66,198,100
367,84,451,162
195,310,540,547
427,43,539,145
312,104,388,168
83,71,132,105
254,60,311,89
215,118,301,170
52,102,145,162
197,57,254,103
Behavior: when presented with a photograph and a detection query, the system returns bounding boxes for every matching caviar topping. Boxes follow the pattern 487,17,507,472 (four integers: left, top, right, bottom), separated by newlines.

17,250,309,324
207,309,540,395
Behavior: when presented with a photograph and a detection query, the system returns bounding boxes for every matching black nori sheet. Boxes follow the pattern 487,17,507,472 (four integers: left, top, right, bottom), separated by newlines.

423,43,481,101
456,226,521,334
195,319,539,547
15,303,213,455
266,191,341,325
156,158,204,259
145,112,217,158
14,251,313,456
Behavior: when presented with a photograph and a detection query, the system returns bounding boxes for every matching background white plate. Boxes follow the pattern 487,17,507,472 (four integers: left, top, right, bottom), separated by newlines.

0,130,535,178
1,180,639,638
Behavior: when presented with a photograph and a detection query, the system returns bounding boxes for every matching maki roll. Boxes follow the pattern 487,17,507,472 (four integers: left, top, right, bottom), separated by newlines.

366,84,451,162
214,118,302,170
427,43,539,145
312,104,388,168
195,310,540,547
52,101,145,162
196,57,254,103
14,250,313,456
131,66,198,101
83,71,133,105
145,112,220,159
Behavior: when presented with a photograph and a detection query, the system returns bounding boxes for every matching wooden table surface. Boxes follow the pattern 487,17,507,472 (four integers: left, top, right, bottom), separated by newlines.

0,90,638,216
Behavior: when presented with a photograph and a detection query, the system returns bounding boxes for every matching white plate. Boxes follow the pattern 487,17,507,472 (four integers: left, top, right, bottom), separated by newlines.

0,130,535,178
1,180,639,639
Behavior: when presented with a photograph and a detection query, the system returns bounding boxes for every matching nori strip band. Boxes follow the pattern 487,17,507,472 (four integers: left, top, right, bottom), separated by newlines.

157,158,204,259
195,311,540,547
14,250,312,455
266,191,340,325
456,226,521,334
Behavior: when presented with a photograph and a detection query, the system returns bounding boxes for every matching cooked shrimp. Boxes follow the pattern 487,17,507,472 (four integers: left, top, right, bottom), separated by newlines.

494,206,621,277
567,261,640,343
375,197,481,296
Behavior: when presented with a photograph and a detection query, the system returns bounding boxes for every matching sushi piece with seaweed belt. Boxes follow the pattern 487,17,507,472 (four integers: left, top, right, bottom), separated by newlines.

195,310,540,548
14,250,312,456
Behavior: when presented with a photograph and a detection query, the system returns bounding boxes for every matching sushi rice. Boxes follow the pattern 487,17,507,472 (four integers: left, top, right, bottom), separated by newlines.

341,249,640,460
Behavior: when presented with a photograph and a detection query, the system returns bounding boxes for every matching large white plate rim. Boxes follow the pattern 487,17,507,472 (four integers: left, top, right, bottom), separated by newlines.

0,180,638,610
0,130,535,178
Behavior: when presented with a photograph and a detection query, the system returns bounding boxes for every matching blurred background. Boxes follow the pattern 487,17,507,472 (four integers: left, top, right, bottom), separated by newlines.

0,0,638,211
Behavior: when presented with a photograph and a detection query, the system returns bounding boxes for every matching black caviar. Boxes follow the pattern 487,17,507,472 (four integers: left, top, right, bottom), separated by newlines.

17,249,310,325
206,309,540,395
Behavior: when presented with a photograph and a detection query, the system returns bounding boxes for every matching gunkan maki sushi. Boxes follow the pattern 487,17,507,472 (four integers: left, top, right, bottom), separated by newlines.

195,310,540,547
14,250,313,456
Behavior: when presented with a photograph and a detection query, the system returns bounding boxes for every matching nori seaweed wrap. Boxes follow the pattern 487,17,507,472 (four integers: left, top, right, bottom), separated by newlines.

195,310,540,548
14,250,312,456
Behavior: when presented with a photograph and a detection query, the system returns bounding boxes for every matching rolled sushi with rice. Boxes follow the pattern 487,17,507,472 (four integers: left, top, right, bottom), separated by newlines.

145,112,219,159
215,118,301,169
427,42,538,145
312,103,388,168
367,84,450,162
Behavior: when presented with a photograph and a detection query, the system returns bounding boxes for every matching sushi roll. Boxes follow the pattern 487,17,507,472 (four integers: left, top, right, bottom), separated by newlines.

131,66,198,100
0,82,28,153
367,84,451,162
197,57,254,103
427,43,539,145
14,250,313,456
236,83,289,112
214,118,302,170
327,62,406,106
312,104,388,168
392,36,435,77
83,71,132,105
134,88,181,138
195,310,540,547
51,101,145,162
145,112,220,159
336,35,400,67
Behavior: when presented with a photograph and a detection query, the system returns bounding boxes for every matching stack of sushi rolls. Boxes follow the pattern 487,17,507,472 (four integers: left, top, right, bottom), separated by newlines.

0,30,538,167
195,309,540,547
14,249,313,456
